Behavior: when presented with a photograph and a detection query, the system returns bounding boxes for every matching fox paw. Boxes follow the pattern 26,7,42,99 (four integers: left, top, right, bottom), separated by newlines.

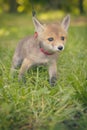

18,75,26,84
50,76,57,86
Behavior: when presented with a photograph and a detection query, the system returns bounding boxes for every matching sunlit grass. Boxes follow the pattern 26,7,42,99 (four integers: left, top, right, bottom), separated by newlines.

0,14,87,130
38,10,65,21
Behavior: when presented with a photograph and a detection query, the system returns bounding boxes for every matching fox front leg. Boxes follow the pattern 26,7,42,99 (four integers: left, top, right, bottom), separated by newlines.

18,58,32,81
48,60,57,86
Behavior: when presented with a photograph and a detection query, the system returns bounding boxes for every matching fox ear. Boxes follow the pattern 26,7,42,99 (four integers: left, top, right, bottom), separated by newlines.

61,15,70,31
32,17,44,33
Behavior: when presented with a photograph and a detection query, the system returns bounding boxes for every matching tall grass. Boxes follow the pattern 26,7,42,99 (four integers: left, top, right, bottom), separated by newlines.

0,14,87,130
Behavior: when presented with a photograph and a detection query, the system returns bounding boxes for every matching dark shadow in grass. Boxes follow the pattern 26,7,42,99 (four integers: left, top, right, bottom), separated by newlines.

83,108,87,114
62,111,87,130
54,110,87,130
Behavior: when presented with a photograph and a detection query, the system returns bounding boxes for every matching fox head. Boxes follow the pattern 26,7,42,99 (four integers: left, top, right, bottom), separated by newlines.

32,15,70,53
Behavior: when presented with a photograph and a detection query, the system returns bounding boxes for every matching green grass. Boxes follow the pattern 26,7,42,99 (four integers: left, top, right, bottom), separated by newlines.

0,13,87,130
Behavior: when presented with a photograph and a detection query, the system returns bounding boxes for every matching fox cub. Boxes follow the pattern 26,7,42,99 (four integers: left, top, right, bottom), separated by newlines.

11,15,70,86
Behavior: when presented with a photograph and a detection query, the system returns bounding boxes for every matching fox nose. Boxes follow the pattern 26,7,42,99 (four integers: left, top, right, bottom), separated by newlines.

58,46,63,51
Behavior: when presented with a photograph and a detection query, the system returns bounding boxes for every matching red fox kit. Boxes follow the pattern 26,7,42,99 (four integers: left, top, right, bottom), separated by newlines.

11,15,70,86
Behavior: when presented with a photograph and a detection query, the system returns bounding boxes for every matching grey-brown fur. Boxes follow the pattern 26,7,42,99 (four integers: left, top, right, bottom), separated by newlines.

11,15,70,86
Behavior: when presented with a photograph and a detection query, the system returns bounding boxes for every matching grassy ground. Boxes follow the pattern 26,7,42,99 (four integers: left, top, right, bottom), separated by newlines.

0,13,87,130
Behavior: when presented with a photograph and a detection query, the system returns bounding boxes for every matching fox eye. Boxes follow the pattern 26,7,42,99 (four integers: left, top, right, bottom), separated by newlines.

61,36,65,41
48,37,54,42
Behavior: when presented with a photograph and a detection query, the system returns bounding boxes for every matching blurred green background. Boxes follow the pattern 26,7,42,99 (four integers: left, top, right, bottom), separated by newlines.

0,0,87,26
0,0,87,15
